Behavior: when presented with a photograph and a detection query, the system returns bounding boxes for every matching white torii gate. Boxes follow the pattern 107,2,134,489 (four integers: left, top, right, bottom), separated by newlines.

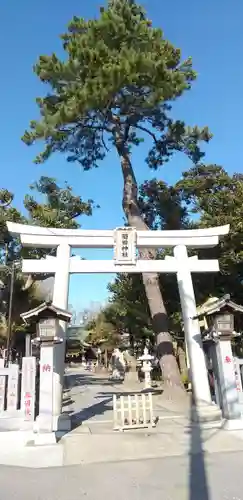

7,222,230,425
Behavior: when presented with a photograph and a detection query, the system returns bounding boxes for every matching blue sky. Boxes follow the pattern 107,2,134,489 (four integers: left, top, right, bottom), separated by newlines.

1,0,243,313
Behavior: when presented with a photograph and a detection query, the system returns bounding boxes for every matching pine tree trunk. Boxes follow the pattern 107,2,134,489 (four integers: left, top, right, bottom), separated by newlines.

115,138,185,396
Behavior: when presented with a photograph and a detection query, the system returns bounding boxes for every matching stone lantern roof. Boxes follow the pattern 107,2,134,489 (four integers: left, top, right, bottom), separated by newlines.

194,294,243,339
195,295,243,319
21,301,72,324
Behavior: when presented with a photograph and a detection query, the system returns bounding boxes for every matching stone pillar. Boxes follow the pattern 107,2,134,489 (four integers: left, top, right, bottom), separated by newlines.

215,337,241,420
174,245,212,406
52,243,71,430
35,344,56,444
7,364,19,413
21,356,36,422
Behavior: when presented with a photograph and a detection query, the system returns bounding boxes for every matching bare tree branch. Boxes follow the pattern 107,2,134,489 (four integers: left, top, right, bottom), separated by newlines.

134,124,158,143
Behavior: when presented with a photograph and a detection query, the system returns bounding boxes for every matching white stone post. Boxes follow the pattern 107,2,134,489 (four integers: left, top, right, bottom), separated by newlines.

234,358,243,393
21,356,36,421
174,245,212,406
7,363,19,413
215,339,241,421
35,344,56,444
52,243,71,429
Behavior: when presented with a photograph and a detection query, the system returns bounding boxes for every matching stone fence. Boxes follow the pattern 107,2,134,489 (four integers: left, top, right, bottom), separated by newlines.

0,357,36,430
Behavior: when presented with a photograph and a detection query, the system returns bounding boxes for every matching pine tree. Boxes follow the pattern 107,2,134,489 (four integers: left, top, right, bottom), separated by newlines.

22,0,211,395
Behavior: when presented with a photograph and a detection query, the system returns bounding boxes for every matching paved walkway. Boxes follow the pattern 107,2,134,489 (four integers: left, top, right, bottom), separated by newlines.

1,452,243,499
64,366,189,428
61,367,243,467
2,368,243,498
2,367,243,500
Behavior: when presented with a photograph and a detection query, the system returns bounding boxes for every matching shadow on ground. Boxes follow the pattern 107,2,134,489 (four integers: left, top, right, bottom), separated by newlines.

71,397,114,428
66,373,121,387
189,402,210,500
62,398,74,408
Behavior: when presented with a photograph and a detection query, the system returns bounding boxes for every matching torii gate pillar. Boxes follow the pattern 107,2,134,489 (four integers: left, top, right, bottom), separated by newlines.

173,246,212,404
51,243,71,429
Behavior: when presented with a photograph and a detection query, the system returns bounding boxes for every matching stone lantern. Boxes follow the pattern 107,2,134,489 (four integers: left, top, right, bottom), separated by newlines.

38,318,59,342
21,301,72,344
211,310,234,339
21,301,72,444
195,294,243,427
138,346,154,390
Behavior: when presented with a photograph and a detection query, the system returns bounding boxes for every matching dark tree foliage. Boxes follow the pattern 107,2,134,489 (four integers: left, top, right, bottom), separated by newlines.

107,165,243,344
0,177,94,341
